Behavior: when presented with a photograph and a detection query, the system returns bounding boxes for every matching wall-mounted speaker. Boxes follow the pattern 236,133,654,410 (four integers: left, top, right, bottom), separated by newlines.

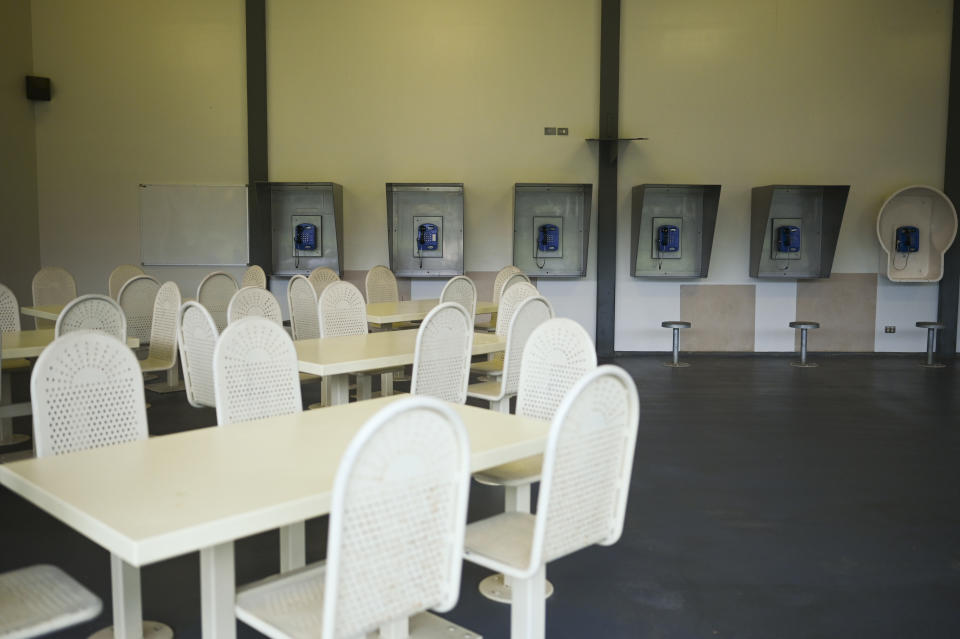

25,76,51,101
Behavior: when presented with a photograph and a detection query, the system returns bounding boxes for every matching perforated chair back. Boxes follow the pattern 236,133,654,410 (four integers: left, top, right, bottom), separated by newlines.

117,275,160,344
145,282,181,368
213,317,302,425
32,267,77,328
491,265,523,302
440,275,477,320
318,281,368,337
228,287,282,326
287,275,320,340
501,272,531,298
108,264,144,300
364,265,399,303
500,296,554,398
55,295,126,341
241,265,267,289
177,301,218,408
516,318,597,421
0,283,21,332
31,330,148,457
197,271,239,333
410,302,474,403
308,267,340,296
531,366,640,567
321,397,470,638
495,282,539,337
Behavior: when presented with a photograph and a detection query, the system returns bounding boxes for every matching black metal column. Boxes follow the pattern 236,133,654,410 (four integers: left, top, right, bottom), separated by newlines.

939,1,960,356
245,0,271,270
596,0,621,358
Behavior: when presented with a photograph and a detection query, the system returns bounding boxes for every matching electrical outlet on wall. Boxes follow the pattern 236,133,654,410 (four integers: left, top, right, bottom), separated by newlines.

884,325,896,334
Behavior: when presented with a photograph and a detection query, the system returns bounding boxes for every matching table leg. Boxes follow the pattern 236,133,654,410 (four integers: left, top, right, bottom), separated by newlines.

380,371,394,396
356,374,372,400
201,542,236,639
111,554,144,639
379,617,409,638
327,374,350,406
279,522,306,572
511,564,546,639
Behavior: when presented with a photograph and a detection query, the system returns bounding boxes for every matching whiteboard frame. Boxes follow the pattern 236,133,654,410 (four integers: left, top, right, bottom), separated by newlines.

138,184,250,267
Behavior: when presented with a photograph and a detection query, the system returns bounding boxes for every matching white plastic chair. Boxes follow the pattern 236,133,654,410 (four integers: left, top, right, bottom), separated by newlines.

30,330,171,638
307,266,339,296
0,564,103,639
464,366,640,639
55,294,127,341
108,264,144,300
410,302,474,404
467,296,553,413
139,282,182,390
242,264,268,289
177,301,218,409
117,274,161,345
501,272,531,296
364,265,400,303
0,283,20,333
31,267,77,329
476,265,523,332
470,281,539,380
318,281,368,338
440,275,477,320
197,271,239,333
235,396,473,639
473,317,597,603
287,275,319,340
227,287,282,325
213,317,302,426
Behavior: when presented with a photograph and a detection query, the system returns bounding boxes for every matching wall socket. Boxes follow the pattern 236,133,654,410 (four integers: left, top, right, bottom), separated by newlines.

544,127,557,135
884,326,896,333
557,127,569,135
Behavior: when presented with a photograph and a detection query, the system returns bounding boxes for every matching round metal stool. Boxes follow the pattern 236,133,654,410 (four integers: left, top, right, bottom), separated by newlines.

916,321,947,368
789,321,820,368
661,321,691,368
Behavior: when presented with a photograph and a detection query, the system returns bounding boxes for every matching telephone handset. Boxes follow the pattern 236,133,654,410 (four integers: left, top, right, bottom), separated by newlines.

656,225,680,254
895,226,919,253
416,223,439,252
776,225,801,254
535,223,560,269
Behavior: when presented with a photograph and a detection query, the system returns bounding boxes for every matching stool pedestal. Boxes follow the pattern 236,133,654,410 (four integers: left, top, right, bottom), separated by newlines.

916,322,946,368
789,321,820,368
661,321,691,368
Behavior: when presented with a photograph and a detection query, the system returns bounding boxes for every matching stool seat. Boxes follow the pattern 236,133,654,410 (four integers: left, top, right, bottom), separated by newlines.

789,321,820,329
661,321,691,329
916,321,946,329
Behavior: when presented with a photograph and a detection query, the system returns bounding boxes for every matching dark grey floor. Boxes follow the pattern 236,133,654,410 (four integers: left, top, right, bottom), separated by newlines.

2,354,959,638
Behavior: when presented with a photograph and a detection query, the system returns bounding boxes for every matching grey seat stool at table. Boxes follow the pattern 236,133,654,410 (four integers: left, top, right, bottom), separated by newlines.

661,321,691,368
916,321,947,368
789,321,820,368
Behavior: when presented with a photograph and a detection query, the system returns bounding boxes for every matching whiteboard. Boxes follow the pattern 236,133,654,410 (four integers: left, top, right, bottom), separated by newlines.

139,184,249,266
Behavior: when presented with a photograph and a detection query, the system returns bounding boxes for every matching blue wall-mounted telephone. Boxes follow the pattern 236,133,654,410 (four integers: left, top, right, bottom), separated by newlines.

295,223,317,252
657,225,680,253
417,223,439,252
537,224,560,252
776,225,801,253
895,226,919,253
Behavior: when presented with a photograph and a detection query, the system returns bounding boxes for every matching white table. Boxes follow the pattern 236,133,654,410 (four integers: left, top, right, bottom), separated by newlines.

366,299,498,325
19,305,64,322
0,330,140,446
296,329,505,404
0,396,550,639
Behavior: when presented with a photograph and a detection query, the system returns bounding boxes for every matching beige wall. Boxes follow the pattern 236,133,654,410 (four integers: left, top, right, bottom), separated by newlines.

31,0,247,295
265,0,600,271
0,0,40,306
615,0,952,351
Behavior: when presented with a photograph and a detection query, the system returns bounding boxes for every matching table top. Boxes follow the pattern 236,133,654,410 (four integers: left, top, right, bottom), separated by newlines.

296,329,504,376
0,395,549,567
1,329,139,359
20,305,64,321
366,299,497,324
